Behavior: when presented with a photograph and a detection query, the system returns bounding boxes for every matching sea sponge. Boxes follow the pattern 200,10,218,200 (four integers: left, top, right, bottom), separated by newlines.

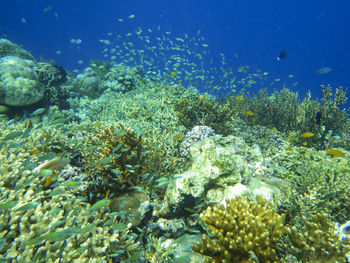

193,196,286,262
0,56,45,106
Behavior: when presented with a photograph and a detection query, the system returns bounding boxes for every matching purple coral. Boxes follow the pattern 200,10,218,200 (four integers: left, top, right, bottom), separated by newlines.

180,125,215,157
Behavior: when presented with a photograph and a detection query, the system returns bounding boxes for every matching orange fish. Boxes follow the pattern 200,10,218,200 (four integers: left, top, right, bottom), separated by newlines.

44,173,58,187
172,134,184,141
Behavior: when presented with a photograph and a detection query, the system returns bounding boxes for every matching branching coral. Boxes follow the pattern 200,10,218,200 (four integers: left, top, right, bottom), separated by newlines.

193,196,286,263
288,213,350,263
234,86,349,149
173,95,235,135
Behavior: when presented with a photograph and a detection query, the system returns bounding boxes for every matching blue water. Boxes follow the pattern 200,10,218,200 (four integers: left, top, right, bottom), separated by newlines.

1,0,349,100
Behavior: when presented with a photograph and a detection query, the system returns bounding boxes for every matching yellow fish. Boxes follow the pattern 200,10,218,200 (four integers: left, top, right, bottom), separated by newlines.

301,132,314,138
326,149,345,157
245,111,255,116
172,134,184,141
170,71,177,76
235,96,244,102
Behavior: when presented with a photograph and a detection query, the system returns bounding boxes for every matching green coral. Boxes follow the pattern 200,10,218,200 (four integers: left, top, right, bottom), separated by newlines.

173,95,235,135
273,147,350,224
0,38,34,60
288,214,350,262
83,123,145,192
233,86,349,149
0,56,46,106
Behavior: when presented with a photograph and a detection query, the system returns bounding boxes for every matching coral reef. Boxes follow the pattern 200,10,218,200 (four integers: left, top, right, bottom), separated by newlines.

83,123,145,191
233,86,349,149
0,120,141,262
180,125,215,157
0,56,46,106
173,95,235,134
193,196,286,262
271,146,350,224
72,61,142,98
33,62,67,87
288,214,350,262
163,134,289,216
0,39,34,60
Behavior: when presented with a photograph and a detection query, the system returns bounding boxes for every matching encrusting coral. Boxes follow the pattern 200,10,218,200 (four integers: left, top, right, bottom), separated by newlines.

193,196,286,263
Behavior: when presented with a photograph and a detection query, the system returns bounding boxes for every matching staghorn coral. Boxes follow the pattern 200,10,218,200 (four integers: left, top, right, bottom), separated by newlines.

234,86,349,149
0,119,141,263
193,196,286,263
173,94,235,135
288,214,350,263
272,147,350,224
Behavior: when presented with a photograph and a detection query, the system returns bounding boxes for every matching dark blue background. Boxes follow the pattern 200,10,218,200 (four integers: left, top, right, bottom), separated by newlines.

1,0,349,100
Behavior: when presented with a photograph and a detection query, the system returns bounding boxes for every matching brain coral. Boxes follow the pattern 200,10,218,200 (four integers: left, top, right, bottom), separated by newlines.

0,56,45,106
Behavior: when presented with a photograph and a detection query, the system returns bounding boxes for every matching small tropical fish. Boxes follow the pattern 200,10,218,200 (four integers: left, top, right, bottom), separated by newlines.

235,96,244,101
326,149,345,157
4,131,23,140
97,156,113,165
43,6,53,13
0,200,18,210
302,142,308,146
89,199,110,211
49,188,64,197
32,149,41,154
172,134,184,141
44,173,58,187
277,50,288,60
31,108,46,116
16,202,39,212
170,71,177,76
314,67,332,75
245,111,255,116
301,132,314,138
285,147,294,151
128,15,135,19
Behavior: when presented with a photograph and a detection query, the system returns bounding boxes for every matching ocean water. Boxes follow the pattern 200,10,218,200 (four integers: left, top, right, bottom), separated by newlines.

1,0,350,99
1,1,350,262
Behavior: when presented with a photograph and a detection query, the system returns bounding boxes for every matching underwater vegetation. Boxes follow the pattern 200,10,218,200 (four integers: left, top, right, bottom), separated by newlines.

0,28,349,263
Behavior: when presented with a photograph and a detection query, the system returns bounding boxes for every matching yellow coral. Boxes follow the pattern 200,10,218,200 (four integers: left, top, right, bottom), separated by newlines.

193,196,286,263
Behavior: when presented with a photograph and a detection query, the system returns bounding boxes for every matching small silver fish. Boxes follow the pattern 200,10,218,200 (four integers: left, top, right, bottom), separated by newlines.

315,67,332,75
